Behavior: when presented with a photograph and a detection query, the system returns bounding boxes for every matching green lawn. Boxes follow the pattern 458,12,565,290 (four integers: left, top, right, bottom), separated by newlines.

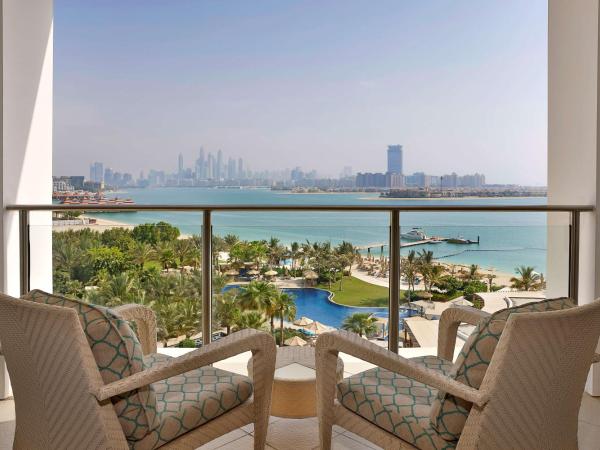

316,276,390,307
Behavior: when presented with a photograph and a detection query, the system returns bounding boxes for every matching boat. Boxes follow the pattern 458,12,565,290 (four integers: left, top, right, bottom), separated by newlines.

447,235,480,245
401,227,428,241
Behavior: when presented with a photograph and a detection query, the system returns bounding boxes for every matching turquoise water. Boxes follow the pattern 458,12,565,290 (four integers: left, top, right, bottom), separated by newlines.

222,285,417,329
86,187,557,274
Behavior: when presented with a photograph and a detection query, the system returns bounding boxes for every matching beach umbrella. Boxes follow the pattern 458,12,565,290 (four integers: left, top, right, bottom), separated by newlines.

224,269,239,276
306,321,329,334
416,291,433,300
247,269,260,276
294,316,314,326
265,270,278,277
284,336,307,347
303,270,318,280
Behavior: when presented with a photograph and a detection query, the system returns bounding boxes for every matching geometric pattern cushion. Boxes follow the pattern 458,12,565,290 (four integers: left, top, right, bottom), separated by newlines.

21,290,159,442
337,355,457,450
131,353,254,450
429,297,575,441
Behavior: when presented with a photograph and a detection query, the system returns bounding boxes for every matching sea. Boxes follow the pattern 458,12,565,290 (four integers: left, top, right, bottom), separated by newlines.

85,188,554,275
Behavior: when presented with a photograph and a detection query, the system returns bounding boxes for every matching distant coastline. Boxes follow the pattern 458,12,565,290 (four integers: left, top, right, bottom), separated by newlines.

359,195,548,201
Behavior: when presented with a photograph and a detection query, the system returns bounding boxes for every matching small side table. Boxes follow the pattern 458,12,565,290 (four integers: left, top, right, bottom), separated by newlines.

247,346,344,418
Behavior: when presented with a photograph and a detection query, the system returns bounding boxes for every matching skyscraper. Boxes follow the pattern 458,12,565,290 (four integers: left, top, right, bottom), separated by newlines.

238,158,244,179
104,167,114,185
227,157,236,179
178,153,184,176
216,150,223,180
207,153,215,179
195,147,206,180
89,162,104,183
387,145,403,175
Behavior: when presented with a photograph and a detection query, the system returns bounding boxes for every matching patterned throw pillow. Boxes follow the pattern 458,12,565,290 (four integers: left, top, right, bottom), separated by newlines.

429,297,574,441
22,290,159,442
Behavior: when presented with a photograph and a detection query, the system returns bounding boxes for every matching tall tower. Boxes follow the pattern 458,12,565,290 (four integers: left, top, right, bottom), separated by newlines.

196,147,206,180
387,145,403,174
238,158,244,179
90,162,104,183
178,153,184,175
207,153,215,179
216,150,223,180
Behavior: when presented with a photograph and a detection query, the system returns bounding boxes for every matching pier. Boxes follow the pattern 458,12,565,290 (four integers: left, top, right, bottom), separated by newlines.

357,236,479,251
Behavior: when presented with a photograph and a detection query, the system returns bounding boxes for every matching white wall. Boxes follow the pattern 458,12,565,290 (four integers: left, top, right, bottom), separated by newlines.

0,0,54,398
548,0,600,395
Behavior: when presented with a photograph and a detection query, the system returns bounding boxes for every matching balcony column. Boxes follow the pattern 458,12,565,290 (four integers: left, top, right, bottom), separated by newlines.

0,0,54,398
548,0,600,395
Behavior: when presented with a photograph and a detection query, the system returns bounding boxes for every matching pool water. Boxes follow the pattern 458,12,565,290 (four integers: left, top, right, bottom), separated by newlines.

222,285,417,329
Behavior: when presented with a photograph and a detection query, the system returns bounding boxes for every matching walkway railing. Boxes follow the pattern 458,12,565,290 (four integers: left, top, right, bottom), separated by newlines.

7,203,594,353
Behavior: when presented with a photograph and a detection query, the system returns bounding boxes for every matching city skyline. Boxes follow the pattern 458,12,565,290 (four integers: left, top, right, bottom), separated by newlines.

71,145,497,191
53,0,547,185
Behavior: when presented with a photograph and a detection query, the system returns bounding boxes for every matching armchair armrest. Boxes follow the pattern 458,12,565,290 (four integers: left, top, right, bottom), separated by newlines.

316,330,486,407
437,305,490,361
113,304,157,355
94,329,276,402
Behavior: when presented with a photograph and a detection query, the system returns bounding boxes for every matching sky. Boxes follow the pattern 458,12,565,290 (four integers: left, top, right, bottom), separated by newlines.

54,0,548,185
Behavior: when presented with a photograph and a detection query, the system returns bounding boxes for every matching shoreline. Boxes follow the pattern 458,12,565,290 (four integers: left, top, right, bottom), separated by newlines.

53,214,527,282
359,195,547,201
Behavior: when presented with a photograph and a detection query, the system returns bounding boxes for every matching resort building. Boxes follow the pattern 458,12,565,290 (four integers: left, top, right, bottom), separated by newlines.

1,1,600,449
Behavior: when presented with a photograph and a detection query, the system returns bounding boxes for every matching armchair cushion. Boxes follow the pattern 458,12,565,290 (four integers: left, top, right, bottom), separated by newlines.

131,353,253,450
21,290,159,441
430,297,574,441
337,355,456,450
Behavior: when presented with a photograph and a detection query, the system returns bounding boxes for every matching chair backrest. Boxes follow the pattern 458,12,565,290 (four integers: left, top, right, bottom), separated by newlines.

0,294,128,449
430,297,574,441
459,300,600,450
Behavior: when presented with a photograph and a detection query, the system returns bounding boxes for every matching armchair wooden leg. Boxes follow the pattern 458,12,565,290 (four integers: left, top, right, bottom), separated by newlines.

316,339,339,450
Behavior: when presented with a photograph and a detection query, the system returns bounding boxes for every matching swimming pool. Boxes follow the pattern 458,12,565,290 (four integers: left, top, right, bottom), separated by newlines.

222,285,417,329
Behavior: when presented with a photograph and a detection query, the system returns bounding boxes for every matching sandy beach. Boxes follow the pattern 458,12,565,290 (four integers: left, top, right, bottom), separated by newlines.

352,261,513,290
52,215,134,232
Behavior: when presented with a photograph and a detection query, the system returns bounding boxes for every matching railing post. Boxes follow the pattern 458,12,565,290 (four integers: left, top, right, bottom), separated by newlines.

19,210,30,295
202,210,212,344
568,210,580,303
389,209,400,353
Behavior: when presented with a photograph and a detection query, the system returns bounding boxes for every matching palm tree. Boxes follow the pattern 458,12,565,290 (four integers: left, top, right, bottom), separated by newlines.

215,292,240,335
154,241,176,270
267,237,285,268
485,273,497,292
94,272,138,306
417,250,434,291
467,264,481,281
176,296,201,337
130,241,154,270
510,266,541,291
336,241,359,276
238,281,279,331
341,313,378,338
234,311,267,331
427,264,445,292
155,301,182,346
174,239,194,271
273,292,297,347
290,242,300,270
402,250,418,296
223,234,240,251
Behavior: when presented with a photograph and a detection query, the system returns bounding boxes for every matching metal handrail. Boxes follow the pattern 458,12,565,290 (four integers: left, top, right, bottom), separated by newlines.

7,203,594,352
5,204,595,212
